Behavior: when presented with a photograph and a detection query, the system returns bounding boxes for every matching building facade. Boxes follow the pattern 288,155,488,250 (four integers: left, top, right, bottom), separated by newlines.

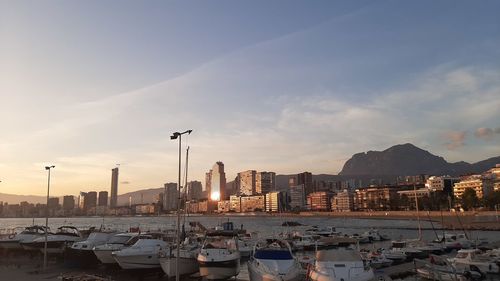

238,170,256,196
110,167,119,208
98,191,108,206
265,191,288,212
453,175,494,199
187,181,203,201
207,162,226,202
240,195,265,212
307,192,332,211
354,186,397,211
289,184,306,210
256,171,276,194
164,182,178,211
331,190,354,212
297,172,313,195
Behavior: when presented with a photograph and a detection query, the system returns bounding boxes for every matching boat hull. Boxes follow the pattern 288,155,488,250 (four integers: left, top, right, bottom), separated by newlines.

0,240,22,250
159,256,199,277
113,253,162,269
198,259,240,280
94,249,119,264
248,261,302,281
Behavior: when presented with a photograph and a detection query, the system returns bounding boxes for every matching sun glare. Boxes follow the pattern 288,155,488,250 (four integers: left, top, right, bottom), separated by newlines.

210,191,220,201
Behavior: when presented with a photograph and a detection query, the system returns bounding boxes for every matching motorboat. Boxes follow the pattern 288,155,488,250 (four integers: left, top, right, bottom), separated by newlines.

361,229,389,242
197,231,240,280
93,232,151,265
435,233,473,251
21,226,84,254
308,248,375,281
389,240,427,260
289,234,319,251
159,236,201,278
416,255,484,281
305,226,340,237
362,251,393,269
0,225,49,250
112,238,168,269
247,239,301,281
349,233,371,244
238,238,253,258
64,231,117,267
449,249,500,274
379,248,407,263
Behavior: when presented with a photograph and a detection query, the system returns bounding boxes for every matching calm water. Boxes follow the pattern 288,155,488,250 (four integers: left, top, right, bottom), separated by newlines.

1,215,499,281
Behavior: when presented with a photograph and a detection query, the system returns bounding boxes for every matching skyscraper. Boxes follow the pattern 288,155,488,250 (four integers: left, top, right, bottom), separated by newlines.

187,181,203,201
83,191,97,212
256,171,276,194
163,182,178,211
238,170,256,196
98,191,108,206
63,195,75,211
110,167,119,208
208,162,226,201
297,172,313,195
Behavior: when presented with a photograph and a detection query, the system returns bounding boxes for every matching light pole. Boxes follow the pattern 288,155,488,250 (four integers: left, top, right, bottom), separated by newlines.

170,129,192,281
43,165,55,270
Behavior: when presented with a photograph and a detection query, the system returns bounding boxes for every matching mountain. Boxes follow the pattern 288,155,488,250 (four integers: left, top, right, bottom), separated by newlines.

0,193,47,205
117,187,163,206
339,143,500,176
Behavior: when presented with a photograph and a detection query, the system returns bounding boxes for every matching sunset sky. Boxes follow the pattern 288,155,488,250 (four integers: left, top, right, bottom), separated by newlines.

1,0,499,196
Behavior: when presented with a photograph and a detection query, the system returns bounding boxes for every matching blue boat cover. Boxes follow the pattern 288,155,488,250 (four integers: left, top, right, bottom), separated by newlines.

254,250,293,260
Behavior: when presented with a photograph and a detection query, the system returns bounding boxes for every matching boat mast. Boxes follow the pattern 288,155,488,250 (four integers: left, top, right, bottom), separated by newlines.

414,183,422,240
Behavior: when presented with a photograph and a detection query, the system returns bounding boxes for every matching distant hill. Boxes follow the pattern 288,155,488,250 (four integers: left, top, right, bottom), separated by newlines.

116,187,163,206
0,193,47,205
339,143,500,176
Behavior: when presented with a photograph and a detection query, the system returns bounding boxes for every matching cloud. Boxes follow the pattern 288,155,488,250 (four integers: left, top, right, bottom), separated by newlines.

442,131,467,150
474,127,500,140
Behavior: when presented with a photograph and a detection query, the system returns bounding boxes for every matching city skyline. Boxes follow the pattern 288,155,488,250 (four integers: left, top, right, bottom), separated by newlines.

1,1,500,196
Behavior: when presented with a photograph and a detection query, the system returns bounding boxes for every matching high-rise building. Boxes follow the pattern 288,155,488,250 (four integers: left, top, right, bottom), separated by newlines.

207,162,226,201
98,191,108,206
238,170,256,196
48,197,60,210
331,190,354,212
265,191,288,212
256,171,276,194
297,172,313,195
289,184,306,210
83,191,97,212
110,167,119,208
205,172,212,198
79,192,87,209
187,181,203,201
307,192,332,211
62,195,75,211
164,183,178,211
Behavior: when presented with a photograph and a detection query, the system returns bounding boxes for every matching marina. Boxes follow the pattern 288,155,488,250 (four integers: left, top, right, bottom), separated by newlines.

0,216,499,280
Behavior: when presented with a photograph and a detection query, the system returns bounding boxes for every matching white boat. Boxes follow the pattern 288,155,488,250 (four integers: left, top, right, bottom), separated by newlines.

93,232,150,264
247,239,301,281
112,238,168,269
390,240,427,260
308,248,375,281
21,226,84,254
449,249,500,274
238,238,253,258
361,229,389,242
64,231,117,267
363,252,393,269
197,231,240,280
0,225,49,250
349,233,371,244
435,233,473,251
159,236,200,278
415,255,484,281
290,234,319,251
305,226,340,237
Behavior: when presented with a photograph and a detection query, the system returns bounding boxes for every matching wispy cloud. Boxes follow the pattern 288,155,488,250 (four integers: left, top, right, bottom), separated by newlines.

442,131,467,150
474,127,500,140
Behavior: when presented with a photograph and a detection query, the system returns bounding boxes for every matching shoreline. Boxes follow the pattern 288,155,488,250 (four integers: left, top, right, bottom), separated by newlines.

1,211,499,231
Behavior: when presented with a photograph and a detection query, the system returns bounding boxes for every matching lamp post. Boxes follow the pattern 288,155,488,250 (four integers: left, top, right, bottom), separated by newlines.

170,129,192,281
43,165,55,270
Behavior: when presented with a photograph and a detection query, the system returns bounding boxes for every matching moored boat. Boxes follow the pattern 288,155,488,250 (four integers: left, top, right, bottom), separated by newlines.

197,231,240,280
308,247,375,281
0,225,49,250
247,239,301,281
112,238,168,269
21,226,84,254
64,231,117,267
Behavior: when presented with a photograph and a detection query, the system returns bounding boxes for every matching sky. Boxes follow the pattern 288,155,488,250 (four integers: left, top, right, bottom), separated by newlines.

1,0,500,196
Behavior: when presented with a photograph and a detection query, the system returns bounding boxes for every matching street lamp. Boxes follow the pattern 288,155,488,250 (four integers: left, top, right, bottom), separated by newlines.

43,165,55,270
170,129,192,281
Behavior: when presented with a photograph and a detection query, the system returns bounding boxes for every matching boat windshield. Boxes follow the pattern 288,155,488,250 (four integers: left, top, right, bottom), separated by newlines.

108,235,134,244
254,250,292,260
204,238,236,250
455,252,470,259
